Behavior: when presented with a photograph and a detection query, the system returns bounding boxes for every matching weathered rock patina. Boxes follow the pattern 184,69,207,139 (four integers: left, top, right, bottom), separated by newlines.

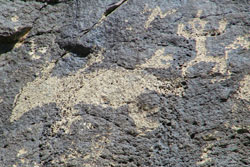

0,0,249,166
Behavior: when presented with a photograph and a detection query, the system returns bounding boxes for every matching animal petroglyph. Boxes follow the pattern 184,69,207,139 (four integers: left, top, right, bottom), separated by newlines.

11,48,180,135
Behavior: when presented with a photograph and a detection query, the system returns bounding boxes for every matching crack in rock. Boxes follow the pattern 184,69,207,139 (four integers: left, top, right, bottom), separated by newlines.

104,0,128,16
0,27,32,54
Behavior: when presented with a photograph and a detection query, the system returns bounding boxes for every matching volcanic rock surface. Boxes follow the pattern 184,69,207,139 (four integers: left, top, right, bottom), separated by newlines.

0,0,249,166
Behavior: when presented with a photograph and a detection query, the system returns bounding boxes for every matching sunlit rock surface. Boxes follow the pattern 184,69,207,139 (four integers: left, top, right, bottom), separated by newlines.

0,0,249,166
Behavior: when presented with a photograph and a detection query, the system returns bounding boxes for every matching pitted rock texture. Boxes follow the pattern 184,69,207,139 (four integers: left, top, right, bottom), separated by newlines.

0,0,250,167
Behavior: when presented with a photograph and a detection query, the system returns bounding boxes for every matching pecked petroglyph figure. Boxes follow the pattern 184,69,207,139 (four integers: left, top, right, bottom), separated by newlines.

10,47,178,134
177,10,227,76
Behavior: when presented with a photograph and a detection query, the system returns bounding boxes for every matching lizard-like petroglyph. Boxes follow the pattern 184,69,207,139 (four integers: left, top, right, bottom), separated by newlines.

10,47,179,135
11,46,178,165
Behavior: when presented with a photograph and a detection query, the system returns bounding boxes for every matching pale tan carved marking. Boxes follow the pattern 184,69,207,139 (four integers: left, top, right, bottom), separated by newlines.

126,26,133,31
38,47,48,54
196,144,213,165
225,35,250,63
17,148,27,157
236,74,250,102
11,46,186,136
28,39,41,60
140,48,173,69
210,35,250,83
26,38,48,59
12,48,181,136
11,15,19,22
177,10,228,76
145,6,176,29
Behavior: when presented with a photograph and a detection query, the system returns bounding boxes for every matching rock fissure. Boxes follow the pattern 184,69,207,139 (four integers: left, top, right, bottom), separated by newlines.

0,27,32,54
79,0,129,36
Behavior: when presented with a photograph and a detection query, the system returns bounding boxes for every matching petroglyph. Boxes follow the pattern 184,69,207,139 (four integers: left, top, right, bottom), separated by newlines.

225,35,250,59
237,75,250,101
140,48,173,69
196,143,213,166
11,47,181,136
28,39,41,60
210,35,250,83
144,6,176,29
17,148,27,157
11,15,19,22
177,10,229,76
11,66,162,131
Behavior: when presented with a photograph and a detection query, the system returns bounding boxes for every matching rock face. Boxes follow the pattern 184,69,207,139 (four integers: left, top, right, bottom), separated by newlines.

0,0,249,166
